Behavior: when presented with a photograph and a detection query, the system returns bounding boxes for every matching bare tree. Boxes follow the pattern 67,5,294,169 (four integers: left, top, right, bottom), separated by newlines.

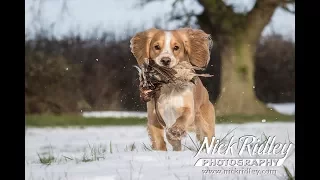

138,0,295,115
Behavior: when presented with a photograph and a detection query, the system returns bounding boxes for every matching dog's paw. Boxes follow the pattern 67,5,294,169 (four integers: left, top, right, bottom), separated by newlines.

166,124,187,141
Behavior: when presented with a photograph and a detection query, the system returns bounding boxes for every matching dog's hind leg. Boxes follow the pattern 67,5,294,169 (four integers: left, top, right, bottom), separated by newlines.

148,123,167,151
195,102,215,145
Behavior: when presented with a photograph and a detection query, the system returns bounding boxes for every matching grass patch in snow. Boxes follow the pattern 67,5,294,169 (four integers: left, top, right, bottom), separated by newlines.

36,144,56,165
26,113,294,127
37,152,55,165
283,165,295,180
216,114,294,124
32,141,155,166
35,142,114,165
26,114,147,127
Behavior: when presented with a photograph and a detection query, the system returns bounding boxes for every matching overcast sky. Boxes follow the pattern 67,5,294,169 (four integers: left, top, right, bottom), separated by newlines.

25,0,295,40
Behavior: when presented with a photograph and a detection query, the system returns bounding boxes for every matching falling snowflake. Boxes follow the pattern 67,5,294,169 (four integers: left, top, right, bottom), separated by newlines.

262,119,266,123
66,67,69,71
253,86,255,89
80,110,83,112
96,59,99,61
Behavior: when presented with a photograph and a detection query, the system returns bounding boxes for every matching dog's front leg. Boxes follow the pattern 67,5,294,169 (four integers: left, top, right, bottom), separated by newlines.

166,107,193,151
147,101,167,151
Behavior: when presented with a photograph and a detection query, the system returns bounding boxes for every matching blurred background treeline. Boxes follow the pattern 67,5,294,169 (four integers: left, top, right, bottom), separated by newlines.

25,0,295,115
25,30,294,114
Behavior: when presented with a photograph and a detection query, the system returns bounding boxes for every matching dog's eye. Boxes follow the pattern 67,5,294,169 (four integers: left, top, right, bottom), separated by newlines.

154,45,161,50
173,46,179,51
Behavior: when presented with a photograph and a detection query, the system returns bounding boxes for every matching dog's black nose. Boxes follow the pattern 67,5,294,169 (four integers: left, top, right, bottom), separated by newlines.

160,57,171,66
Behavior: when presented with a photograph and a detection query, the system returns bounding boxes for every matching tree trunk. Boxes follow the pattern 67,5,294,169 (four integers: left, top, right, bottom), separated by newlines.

214,40,275,116
195,0,285,115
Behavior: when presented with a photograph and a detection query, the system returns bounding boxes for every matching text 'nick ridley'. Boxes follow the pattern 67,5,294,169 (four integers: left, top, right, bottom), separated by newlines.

194,135,293,167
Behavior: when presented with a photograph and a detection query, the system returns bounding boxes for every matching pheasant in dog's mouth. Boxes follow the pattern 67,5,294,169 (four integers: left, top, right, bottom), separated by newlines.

134,58,213,102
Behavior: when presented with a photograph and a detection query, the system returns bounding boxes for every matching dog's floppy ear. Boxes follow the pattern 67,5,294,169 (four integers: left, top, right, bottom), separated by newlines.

130,28,161,66
177,28,213,68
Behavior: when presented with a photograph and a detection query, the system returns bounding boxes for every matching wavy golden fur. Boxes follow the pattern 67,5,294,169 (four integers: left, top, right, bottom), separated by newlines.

130,28,213,68
130,27,215,151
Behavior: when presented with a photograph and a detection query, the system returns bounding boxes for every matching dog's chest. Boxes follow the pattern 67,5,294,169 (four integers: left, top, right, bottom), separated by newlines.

157,85,193,128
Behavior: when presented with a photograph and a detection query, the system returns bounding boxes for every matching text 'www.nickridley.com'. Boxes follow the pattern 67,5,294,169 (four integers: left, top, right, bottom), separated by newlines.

202,167,277,175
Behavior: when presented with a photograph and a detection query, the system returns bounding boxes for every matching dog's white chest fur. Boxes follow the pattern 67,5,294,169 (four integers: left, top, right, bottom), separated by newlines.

157,84,193,128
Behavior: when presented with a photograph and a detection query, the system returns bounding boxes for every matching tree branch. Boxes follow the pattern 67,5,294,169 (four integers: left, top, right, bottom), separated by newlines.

168,0,198,27
242,0,283,44
197,0,235,16
134,0,165,9
196,0,247,41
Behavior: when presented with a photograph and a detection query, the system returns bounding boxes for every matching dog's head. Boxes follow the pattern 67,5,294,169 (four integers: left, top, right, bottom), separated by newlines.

130,28,213,68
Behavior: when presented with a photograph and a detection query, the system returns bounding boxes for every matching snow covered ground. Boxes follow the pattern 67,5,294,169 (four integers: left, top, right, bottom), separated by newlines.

266,103,295,115
82,103,295,118
82,111,147,118
25,122,295,180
